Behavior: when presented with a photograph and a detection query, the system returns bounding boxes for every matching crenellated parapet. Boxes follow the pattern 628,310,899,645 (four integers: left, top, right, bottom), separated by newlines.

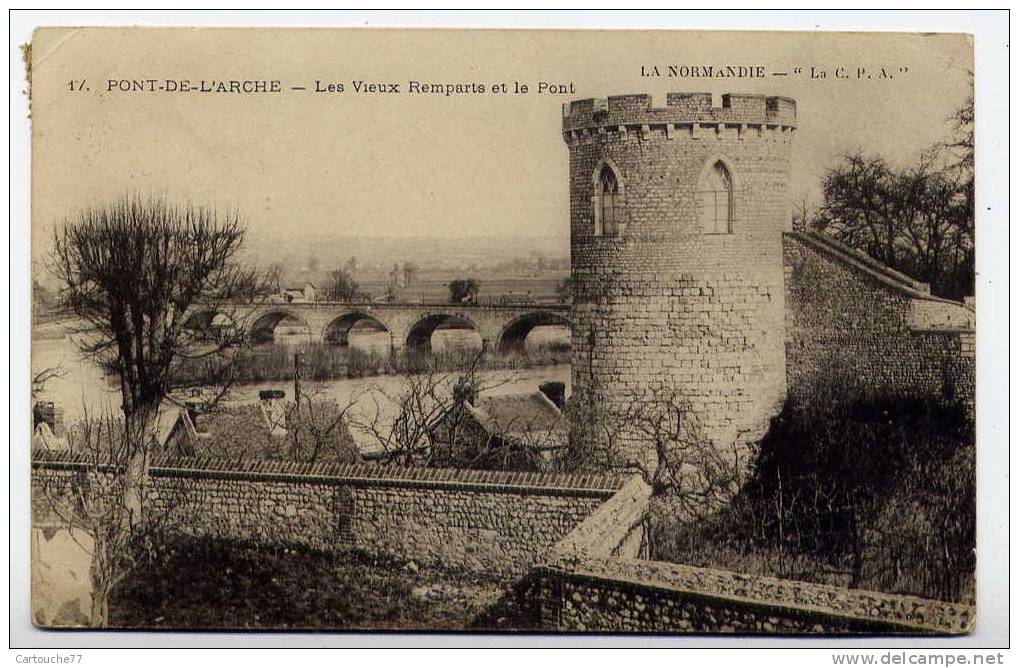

562,93,796,145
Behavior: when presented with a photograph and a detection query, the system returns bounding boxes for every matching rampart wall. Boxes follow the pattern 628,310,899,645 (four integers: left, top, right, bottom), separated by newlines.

530,476,974,635
783,231,975,406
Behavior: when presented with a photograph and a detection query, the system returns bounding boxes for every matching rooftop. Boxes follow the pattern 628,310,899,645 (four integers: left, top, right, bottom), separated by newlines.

172,400,359,464
467,390,567,445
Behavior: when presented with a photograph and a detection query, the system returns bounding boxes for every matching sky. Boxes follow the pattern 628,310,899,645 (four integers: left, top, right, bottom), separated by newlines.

29,28,972,259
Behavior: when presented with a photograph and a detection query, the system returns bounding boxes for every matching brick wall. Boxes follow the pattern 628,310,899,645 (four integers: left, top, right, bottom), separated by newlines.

783,231,975,405
566,93,795,463
31,452,625,578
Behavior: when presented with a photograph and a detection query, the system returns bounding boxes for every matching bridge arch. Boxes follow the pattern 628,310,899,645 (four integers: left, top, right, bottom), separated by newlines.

405,313,483,354
323,312,391,347
183,309,239,342
184,308,217,332
249,308,312,345
496,311,572,354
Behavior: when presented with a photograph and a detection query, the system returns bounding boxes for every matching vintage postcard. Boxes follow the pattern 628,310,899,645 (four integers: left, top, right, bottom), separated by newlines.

27,26,980,636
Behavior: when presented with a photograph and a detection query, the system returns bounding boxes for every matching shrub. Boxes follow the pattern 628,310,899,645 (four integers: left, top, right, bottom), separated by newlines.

651,370,975,603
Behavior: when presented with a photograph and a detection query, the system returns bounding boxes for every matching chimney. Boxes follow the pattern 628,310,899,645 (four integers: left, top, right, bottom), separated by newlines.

539,381,566,411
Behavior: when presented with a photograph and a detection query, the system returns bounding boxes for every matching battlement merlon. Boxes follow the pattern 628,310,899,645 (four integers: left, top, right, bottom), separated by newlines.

562,93,797,133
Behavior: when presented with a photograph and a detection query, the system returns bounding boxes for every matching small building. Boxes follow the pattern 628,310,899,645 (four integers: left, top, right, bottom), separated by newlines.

281,282,317,303
31,422,67,451
158,390,358,463
31,400,67,450
429,381,569,471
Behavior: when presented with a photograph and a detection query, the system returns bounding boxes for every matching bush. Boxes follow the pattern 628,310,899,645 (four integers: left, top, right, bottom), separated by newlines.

651,370,975,603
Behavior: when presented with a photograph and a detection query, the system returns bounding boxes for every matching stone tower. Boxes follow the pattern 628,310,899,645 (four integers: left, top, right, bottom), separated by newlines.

564,92,796,465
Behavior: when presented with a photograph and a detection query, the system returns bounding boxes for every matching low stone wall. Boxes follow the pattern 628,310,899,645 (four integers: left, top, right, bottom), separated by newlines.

32,452,975,633
31,451,625,578
783,231,975,407
532,475,975,634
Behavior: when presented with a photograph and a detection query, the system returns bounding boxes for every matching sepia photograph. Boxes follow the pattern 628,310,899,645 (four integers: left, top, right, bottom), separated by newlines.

10,12,1009,653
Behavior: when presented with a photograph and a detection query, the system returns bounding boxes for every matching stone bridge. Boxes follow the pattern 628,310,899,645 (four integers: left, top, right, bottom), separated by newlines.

185,301,572,354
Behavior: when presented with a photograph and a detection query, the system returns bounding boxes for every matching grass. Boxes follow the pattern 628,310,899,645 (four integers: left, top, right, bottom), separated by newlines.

110,536,509,631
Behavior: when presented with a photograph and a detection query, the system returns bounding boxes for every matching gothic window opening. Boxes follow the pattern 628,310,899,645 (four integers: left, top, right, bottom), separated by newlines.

595,164,623,237
701,161,733,234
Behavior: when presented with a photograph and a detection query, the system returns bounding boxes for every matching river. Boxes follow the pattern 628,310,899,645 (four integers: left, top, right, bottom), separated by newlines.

32,318,572,441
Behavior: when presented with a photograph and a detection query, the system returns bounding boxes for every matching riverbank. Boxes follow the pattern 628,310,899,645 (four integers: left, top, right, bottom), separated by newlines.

170,341,571,385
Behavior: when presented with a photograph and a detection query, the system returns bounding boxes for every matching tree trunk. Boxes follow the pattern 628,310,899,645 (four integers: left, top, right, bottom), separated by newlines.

123,403,158,527
88,551,113,629
89,585,110,628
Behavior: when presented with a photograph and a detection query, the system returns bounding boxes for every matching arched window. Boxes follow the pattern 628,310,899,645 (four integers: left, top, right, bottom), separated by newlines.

594,164,622,237
701,161,733,234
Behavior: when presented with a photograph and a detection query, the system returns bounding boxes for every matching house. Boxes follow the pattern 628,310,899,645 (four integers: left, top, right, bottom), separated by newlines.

158,390,359,463
280,282,317,303
31,401,67,450
31,422,67,451
428,381,569,471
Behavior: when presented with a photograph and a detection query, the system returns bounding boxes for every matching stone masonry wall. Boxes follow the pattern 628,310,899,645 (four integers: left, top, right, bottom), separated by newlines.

783,232,975,405
533,560,973,634
31,452,624,579
33,454,975,633
532,475,975,634
566,93,796,463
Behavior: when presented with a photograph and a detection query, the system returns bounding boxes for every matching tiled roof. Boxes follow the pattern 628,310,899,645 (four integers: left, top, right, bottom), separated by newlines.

468,391,567,444
181,401,358,463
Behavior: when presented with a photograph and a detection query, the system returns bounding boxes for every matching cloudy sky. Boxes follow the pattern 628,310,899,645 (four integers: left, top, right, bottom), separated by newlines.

30,28,972,256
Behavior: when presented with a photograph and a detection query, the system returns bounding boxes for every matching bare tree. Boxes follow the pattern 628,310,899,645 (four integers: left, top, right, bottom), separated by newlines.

567,387,750,520
944,93,974,178
178,393,360,465
811,95,975,301
353,351,514,466
266,262,284,293
323,267,364,302
34,409,189,627
31,366,67,401
52,196,269,419
286,390,360,463
43,194,270,624
812,149,973,300
448,278,480,305
402,262,418,290
427,387,567,472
